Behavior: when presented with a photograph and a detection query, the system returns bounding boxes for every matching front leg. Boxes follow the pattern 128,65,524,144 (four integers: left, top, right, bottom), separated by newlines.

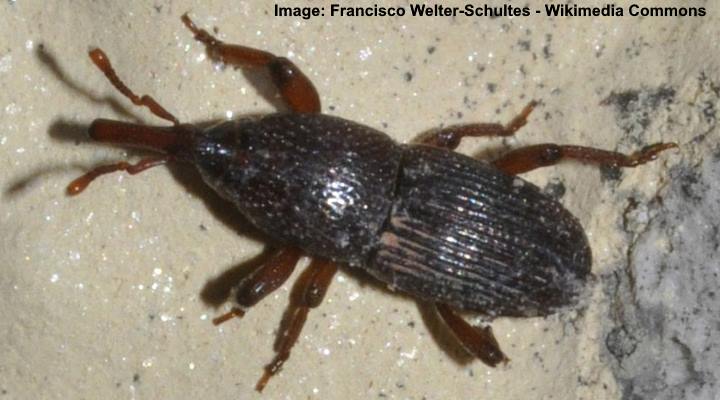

212,247,302,324
182,14,321,113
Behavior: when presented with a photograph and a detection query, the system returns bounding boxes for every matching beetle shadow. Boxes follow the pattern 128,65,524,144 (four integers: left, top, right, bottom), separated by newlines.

4,120,98,197
5,45,137,197
4,46,137,197
471,144,516,164
338,267,476,365
238,67,291,113
35,44,143,124
4,162,83,198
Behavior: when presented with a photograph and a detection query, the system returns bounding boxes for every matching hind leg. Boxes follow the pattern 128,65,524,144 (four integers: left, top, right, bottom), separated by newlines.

182,14,320,113
435,304,508,367
492,142,678,175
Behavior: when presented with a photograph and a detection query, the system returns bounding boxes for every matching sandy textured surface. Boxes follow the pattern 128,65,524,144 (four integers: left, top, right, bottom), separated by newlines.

2,1,718,399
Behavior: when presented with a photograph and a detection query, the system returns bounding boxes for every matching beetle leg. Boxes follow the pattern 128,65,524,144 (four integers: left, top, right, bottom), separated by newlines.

435,304,509,367
493,142,678,175
421,101,537,149
67,156,171,195
89,48,179,125
213,247,303,325
256,258,337,392
181,14,321,114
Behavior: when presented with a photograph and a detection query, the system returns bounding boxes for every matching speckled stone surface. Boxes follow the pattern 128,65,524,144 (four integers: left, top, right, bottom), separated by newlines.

1,1,718,399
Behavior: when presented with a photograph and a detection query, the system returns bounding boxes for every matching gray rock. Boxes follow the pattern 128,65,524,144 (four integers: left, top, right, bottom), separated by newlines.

605,150,720,400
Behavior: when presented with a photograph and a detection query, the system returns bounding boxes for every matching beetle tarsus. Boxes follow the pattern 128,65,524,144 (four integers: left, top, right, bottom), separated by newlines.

212,307,246,325
504,100,538,134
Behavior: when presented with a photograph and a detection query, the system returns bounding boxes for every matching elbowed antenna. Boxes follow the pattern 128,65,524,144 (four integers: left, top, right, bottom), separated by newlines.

67,47,194,195
88,48,180,125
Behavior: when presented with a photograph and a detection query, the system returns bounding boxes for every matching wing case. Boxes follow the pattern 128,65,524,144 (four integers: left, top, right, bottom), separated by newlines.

369,145,592,317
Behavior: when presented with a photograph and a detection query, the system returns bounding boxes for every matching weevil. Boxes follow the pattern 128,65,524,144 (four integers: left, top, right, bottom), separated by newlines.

68,14,677,391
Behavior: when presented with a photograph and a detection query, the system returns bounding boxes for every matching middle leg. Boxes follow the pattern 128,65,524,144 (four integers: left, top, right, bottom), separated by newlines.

256,258,338,392
421,101,537,150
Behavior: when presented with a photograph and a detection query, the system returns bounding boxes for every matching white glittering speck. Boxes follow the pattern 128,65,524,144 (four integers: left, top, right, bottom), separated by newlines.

358,47,373,61
0,54,11,73
50,273,59,283
5,102,21,115
400,347,417,359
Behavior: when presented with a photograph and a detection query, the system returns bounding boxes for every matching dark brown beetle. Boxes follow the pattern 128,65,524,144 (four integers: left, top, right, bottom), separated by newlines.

68,14,677,391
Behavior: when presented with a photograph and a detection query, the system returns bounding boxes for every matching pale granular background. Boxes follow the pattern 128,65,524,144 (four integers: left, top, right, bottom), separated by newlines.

2,1,718,399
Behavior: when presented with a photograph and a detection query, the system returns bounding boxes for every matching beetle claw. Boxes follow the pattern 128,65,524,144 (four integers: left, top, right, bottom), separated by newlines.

212,307,246,325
